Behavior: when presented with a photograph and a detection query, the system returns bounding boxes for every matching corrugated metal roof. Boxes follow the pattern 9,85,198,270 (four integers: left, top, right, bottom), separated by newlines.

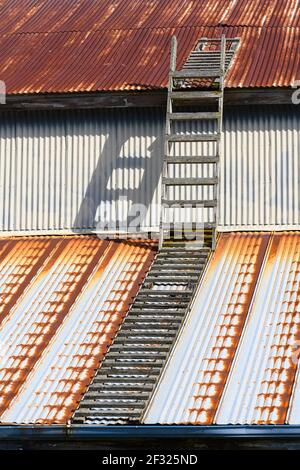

144,232,300,425
0,0,298,94
216,233,300,424
0,235,155,424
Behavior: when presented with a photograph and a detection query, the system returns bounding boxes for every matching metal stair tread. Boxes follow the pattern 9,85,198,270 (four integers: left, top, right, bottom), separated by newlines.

138,289,194,294
77,401,146,409
74,410,141,417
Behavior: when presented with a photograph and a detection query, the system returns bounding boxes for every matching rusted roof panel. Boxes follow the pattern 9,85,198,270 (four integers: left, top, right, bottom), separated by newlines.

217,233,300,424
0,0,298,94
144,232,300,425
1,0,299,34
0,236,155,424
144,232,270,424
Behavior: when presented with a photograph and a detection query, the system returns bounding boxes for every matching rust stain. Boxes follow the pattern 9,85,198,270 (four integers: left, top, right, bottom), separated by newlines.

188,232,271,424
0,1,298,94
0,236,110,416
0,236,156,424
0,237,65,328
254,233,300,424
61,242,156,424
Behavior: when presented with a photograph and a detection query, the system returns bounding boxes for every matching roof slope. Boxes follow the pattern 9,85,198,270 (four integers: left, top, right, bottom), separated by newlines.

0,236,155,424
144,232,300,425
0,0,299,94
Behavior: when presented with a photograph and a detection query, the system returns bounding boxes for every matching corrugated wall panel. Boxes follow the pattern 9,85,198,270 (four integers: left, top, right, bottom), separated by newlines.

220,106,300,229
0,105,299,234
0,108,164,234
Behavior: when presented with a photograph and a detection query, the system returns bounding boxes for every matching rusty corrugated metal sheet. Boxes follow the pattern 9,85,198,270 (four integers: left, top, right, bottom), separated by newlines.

144,232,270,424
0,0,298,94
1,0,299,34
144,232,300,425
0,235,155,424
216,233,300,424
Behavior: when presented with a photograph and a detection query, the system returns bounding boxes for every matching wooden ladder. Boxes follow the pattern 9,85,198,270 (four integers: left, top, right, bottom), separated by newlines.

159,35,239,249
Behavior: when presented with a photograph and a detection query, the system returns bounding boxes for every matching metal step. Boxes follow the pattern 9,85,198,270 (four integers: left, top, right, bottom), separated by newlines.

153,258,205,264
73,240,209,425
99,364,163,373
129,307,187,313
108,344,171,352
101,359,165,366
138,288,193,294
107,352,168,360
73,37,217,419
147,264,199,270
127,313,184,320
117,327,178,334
127,312,184,318
157,252,210,263
112,337,175,345
88,391,151,399
79,401,146,409
75,410,141,418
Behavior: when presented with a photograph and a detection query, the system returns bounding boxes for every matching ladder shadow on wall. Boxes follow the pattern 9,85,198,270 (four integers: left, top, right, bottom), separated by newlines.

73,130,163,234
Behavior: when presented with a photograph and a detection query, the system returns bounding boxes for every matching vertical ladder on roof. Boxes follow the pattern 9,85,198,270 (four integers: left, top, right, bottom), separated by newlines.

71,36,239,426
159,35,239,249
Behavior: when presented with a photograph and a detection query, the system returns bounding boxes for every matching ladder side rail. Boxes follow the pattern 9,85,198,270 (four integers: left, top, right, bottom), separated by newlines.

159,35,177,249
213,34,226,249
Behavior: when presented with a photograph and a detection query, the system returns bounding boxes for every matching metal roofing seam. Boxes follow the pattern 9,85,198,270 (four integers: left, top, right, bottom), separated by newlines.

0,1,298,93
144,232,270,424
0,236,156,424
216,233,300,424
1,1,299,34
144,232,300,425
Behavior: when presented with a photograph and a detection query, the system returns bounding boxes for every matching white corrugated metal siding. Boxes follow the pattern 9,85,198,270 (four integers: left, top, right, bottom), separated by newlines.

0,105,299,234
220,106,300,229
0,108,164,234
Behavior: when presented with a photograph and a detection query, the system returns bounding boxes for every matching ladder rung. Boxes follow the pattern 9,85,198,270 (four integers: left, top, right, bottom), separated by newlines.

167,134,220,142
165,155,218,163
169,112,220,120
163,177,217,186
170,91,221,100
171,69,222,79
162,222,216,230
162,199,217,208
139,289,194,295
74,410,141,418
